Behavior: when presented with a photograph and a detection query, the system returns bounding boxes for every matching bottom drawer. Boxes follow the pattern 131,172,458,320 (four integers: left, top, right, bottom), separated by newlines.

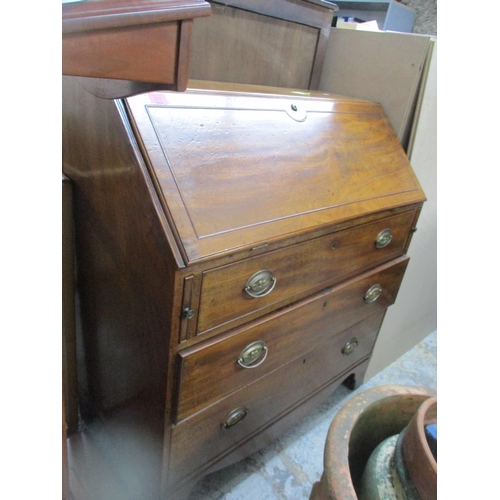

168,311,385,485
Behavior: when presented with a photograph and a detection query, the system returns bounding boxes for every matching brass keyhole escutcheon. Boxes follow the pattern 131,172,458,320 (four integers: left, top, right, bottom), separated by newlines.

364,284,382,304
244,270,277,298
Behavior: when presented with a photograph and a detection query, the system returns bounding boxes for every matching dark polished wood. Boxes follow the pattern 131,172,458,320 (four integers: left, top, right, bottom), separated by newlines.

195,211,415,336
64,77,424,499
169,319,382,485
62,0,211,93
62,175,79,433
176,258,408,421
62,381,70,500
63,76,183,412
127,84,424,263
189,0,335,89
173,355,371,498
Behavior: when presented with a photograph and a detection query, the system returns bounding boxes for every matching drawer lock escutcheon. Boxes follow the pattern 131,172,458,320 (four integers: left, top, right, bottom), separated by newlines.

364,284,382,303
237,340,269,369
244,269,277,298
342,338,359,356
375,228,393,249
221,406,249,430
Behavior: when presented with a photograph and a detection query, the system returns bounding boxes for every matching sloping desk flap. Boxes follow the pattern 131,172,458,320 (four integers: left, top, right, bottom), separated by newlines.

126,84,425,263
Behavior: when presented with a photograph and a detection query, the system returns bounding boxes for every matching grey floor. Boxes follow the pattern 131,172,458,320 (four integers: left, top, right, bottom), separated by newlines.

187,331,437,500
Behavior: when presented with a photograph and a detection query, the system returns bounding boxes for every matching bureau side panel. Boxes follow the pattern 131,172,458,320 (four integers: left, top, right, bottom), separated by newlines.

62,75,183,414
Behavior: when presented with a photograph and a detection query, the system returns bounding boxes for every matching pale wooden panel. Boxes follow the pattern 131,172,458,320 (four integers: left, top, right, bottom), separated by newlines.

366,38,437,379
189,5,318,89
319,28,431,150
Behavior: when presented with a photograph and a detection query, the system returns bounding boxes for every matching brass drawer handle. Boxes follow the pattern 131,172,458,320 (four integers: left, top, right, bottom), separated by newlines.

237,341,269,369
221,406,248,430
342,338,359,355
244,269,277,298
375,228,393,249
364,284,382,303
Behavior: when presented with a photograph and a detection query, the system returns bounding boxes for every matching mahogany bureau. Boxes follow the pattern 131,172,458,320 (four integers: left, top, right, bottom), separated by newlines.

62,78,425,499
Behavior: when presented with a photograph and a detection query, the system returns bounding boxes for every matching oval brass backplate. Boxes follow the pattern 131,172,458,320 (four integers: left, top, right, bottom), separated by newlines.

375,228,393,249
244,269,277,298
221,406,248,430
237,340,268,369
364,284,382,304
342,338,359,355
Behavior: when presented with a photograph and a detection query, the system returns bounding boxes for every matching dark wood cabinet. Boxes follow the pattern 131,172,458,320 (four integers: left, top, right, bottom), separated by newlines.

62,4,425,498
63,77,425,499
62,0,211,97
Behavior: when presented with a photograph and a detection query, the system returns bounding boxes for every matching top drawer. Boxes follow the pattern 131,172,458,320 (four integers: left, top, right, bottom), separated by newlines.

195,210,415,335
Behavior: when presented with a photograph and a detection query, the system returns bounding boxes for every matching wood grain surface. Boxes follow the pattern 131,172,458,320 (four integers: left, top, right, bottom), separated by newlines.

127,85,425,263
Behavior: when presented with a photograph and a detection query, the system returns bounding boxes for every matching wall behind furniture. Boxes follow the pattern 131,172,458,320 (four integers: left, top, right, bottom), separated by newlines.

365,38,437,379
402,0,437,35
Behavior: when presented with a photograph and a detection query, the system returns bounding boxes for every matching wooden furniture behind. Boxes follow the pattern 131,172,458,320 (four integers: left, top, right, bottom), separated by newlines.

62,77,425,499
62,0,211,97
189,0,338,89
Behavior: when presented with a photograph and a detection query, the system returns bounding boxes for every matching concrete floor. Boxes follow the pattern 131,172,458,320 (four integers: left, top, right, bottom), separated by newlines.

187,331,437,500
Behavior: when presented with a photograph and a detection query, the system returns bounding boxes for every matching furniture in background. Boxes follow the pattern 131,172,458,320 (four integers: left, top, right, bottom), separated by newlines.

62,0,211,97
189,0,338,89
334,0,416,32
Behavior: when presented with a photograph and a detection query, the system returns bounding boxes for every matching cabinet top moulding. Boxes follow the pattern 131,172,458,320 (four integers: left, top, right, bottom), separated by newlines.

62,0,211,34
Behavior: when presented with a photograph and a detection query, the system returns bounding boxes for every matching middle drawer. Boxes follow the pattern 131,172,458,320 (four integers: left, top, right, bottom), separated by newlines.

175,255,409,422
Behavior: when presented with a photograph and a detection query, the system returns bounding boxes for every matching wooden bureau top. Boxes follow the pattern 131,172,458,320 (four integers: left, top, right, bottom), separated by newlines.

126,82,426,264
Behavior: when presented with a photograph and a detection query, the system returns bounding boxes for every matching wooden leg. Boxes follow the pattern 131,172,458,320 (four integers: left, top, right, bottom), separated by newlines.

342,358,370,391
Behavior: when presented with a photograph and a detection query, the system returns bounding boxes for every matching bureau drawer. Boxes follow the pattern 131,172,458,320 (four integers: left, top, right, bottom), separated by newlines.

175,256,409,422
169,312,384,485
196,210,415,335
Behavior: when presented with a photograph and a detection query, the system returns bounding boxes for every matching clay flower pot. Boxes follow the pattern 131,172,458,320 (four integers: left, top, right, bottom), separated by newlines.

310,385,436,500
402,397,437,500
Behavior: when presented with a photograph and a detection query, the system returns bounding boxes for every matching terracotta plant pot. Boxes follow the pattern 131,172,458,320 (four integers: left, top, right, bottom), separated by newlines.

402,397,437,500
310,385,437,500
